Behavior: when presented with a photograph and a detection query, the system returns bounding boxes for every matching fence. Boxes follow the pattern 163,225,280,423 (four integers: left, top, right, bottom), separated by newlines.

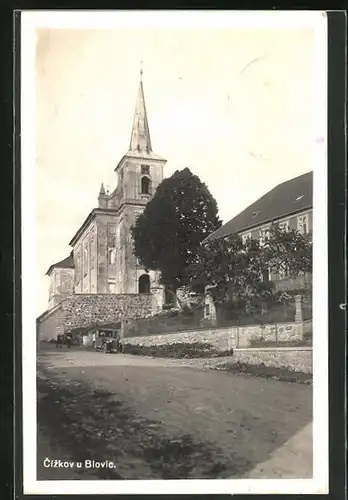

124,291,312,339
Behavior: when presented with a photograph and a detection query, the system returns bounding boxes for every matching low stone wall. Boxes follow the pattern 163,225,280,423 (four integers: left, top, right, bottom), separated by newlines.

37,293,154,340
123,327,232,351
122,320,311,351
236,320,312,347
224,348,312,374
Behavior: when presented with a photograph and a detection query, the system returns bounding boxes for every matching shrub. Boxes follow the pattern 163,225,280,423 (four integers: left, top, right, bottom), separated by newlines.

121,342,233,359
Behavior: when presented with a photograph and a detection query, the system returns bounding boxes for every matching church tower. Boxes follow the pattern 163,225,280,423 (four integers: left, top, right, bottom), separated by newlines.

69,69,166,303
112,69,167,209
111,69,167,295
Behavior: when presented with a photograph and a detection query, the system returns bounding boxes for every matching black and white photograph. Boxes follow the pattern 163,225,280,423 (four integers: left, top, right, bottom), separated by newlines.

21,10,328,495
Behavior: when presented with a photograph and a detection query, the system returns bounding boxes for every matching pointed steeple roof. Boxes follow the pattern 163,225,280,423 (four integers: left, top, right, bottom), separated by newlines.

129,73,152,154
99,182,106,196
115,68,166,171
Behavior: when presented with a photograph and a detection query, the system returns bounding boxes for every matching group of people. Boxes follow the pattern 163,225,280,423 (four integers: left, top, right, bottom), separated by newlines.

55,333,72,349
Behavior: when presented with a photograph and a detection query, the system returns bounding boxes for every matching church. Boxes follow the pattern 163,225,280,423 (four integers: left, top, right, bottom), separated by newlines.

45,71,166,313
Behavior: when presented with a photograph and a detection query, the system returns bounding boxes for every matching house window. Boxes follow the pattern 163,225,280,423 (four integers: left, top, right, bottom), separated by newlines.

297,214,309,234
141,165,150,175
141,176,151,195
278,220,290,231
259,228,270,247
262,268,272,282
205,304,210,316
278,265,289,280
242,232,251,244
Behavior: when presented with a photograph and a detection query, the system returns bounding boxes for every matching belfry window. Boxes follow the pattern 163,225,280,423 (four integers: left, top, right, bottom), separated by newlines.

141,165,150,175
141,176,151,195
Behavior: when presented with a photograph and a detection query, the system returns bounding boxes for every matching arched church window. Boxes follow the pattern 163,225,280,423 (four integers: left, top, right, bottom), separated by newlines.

141,176,151,195
108,248,116,265
138,274,150,294
83,245,88,277
75,252,81,284
108,234,116,247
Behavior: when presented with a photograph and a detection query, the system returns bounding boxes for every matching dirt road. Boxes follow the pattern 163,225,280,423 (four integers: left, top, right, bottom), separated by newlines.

37,344,312,480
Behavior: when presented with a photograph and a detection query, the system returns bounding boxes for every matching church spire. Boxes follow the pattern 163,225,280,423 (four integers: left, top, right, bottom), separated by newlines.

129,66,152,154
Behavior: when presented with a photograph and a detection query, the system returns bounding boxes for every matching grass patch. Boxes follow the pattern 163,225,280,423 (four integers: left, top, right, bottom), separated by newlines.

217,361,312,384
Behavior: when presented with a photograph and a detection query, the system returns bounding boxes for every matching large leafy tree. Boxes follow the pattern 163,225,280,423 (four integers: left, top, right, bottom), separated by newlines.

186,234,270,307
262,225,312,278
131,168,221,293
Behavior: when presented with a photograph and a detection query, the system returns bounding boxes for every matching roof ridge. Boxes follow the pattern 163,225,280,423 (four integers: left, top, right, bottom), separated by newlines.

205,171,313,242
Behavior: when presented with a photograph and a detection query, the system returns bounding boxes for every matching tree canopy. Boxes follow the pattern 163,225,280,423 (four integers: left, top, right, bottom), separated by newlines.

185,224,312,310
131,168,221,291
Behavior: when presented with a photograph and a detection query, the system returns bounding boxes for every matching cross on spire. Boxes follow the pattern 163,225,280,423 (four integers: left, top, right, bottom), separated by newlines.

140,60,143,80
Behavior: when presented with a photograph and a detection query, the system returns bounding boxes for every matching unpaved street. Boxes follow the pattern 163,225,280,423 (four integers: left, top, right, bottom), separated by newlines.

37,344,312,480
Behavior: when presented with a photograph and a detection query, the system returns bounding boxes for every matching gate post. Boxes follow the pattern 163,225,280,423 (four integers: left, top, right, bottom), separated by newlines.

295,294,304,322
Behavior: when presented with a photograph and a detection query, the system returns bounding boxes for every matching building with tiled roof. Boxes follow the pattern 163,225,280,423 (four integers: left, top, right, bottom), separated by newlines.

206,172,312,243
205,172,313,291
46,252,75,309
46,253,74,276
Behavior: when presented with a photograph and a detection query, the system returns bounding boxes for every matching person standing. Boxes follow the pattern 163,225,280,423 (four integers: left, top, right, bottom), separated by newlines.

92,332,96,349
66,334,72,348
55,334,61,349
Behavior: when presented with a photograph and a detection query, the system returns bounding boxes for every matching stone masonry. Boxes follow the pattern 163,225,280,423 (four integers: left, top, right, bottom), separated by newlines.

122,319,312,351
37,293,153,341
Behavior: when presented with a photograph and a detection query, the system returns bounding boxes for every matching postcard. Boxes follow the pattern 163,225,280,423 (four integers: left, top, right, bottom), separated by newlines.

20,9,328,495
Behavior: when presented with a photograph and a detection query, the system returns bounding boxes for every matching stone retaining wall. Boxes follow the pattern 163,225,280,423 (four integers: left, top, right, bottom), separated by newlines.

37,293,154,340
62,294,153,332
122,320,311,350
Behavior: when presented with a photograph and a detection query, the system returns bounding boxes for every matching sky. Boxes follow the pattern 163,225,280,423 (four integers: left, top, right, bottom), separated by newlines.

33,16,322,315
